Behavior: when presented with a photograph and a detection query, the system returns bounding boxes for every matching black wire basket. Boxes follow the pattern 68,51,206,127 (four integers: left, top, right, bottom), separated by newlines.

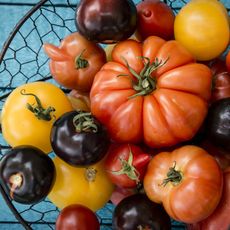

0,0,229,229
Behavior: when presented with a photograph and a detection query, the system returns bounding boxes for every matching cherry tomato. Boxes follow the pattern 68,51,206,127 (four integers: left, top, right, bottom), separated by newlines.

226,49,230,73
56,204,100,230
136,0,175,40
144,145,223,224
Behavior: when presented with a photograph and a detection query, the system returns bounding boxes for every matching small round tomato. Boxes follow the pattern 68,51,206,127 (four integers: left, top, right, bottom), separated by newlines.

56,204,100,230
174,0,230,61
136,0,175,41
105,143,151,188
43,32,106,92
48,156,114,211
144,145,223,224
1,82,73,153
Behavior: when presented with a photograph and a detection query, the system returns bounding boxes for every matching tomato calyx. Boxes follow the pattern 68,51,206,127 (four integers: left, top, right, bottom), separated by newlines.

84,167,97,182
20,89,56,121
9,172,23,199
122,56,168,98
75,49,89,69
111,148,140,184
161,162,182,186
73,110,98,133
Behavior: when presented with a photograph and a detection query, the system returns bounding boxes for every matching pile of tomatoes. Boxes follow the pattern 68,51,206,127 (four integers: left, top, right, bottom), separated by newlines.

0,0,230,229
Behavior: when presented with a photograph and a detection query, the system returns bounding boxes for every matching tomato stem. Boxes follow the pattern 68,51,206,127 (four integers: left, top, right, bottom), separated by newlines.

20,89,55,121
85,168,97,182
161,161,182,186
111,146,140,184
75,49,89,69
73,110,98,133
121,56,168,99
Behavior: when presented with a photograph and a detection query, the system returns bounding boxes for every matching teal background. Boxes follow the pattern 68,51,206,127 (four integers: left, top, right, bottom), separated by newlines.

0,0,229,229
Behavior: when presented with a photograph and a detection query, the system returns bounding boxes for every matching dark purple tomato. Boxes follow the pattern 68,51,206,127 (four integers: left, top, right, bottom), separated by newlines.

50,110,110,167
0,146,55,204
56,204,100,230
75,0,137,44
112,193,171,230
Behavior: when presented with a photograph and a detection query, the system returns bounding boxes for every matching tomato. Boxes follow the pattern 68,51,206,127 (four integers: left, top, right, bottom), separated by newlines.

136,0,175,41
112,193,171,230
187,168,230,230
174,0,230,61
56,204,100,230
1,82,73,153
48,156,114,211
68,90,90,111
43,32,106,92
144,145,223,224
0,146,55,204
51,110,110,167
105,143,151,188
90,36,212,148
226,49,230,73
199,139,230,171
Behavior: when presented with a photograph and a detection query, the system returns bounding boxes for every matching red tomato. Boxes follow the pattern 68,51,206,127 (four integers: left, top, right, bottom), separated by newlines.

56,204,100,230
105,144,151,188
187,168,230,230
43,32,106,92
144,145,223,224
110,186,136,206
226,49,230,73
90,36,212,148
136,0,175,40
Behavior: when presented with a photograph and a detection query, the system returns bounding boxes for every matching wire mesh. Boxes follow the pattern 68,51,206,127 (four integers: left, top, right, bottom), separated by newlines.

0,0,229,229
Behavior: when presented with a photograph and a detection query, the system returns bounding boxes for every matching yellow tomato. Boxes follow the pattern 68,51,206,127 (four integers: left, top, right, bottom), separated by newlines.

174,0,230,61
1,82,73,153
48,156,114,211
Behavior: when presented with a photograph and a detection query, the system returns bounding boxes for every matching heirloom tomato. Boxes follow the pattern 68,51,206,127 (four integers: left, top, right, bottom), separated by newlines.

90,36,212,148
43,32,106,92
1,82,73,153
188,167,230,230
144,145,223,224
56,204,100,230
174,0,230,61
48,156,114,211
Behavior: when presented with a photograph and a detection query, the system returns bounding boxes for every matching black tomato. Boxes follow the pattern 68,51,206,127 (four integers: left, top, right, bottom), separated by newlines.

50,110,110,167
75,0,137,44
206,97,230,151
112,193,171,230
0,146,56,204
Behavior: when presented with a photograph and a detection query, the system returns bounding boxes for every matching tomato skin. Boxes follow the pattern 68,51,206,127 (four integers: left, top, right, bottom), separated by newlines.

136,0,175,41
56,204,100,230
48,156,114,211
174,0,230,61
1,82,73,153
43,32,106,92
187,168,230,230
105,143,151,188
90,36,212,148
226,50,230,73
144,145,223,224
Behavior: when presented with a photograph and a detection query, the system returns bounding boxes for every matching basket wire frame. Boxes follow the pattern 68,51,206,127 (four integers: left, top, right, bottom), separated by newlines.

0,0,229,229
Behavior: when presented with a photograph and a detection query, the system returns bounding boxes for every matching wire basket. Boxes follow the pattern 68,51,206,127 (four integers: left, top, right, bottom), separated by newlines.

0,0,229,229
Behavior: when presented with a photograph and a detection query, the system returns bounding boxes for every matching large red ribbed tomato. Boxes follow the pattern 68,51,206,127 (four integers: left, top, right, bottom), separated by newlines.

90,36,212,148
